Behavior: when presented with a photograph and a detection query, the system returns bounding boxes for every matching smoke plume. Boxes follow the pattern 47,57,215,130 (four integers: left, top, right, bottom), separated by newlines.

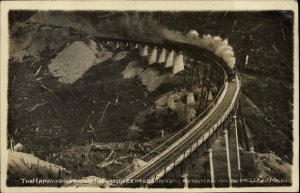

27,11,236,68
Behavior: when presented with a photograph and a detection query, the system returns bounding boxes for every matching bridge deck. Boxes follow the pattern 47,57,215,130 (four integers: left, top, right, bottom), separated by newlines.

125,80,238,180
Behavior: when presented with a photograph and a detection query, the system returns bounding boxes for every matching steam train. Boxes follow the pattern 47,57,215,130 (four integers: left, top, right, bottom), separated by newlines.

96,36,237,81
162,39,237,82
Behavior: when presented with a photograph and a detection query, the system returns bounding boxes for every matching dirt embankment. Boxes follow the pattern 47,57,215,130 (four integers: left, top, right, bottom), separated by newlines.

7,150,66,186
122,62,169,92
48,40,99,84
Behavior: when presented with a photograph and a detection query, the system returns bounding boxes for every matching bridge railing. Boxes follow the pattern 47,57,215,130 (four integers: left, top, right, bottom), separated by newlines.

114,76,226,179
144,71,241,182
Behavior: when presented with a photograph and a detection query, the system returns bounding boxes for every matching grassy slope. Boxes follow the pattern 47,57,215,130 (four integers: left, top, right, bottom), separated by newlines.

240,74,293,161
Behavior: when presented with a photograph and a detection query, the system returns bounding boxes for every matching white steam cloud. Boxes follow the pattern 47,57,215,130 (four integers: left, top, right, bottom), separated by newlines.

162,28,236,69
184,30,236,69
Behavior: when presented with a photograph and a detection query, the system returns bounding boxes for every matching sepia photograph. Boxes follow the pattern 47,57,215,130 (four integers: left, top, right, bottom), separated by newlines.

0,1,298,192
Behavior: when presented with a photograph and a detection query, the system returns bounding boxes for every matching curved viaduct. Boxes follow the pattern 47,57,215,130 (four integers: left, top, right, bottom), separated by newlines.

96,37,241,187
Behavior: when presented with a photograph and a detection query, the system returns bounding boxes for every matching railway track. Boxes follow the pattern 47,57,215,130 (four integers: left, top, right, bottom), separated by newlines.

104,39,240,181
86,38,239,184
128,81,237,180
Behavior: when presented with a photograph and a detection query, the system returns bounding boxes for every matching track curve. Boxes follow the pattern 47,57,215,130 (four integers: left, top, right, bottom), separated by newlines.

96,37,240,183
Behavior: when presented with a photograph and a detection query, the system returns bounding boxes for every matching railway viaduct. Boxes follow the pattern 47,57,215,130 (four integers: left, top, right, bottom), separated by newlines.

65,37,241,188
